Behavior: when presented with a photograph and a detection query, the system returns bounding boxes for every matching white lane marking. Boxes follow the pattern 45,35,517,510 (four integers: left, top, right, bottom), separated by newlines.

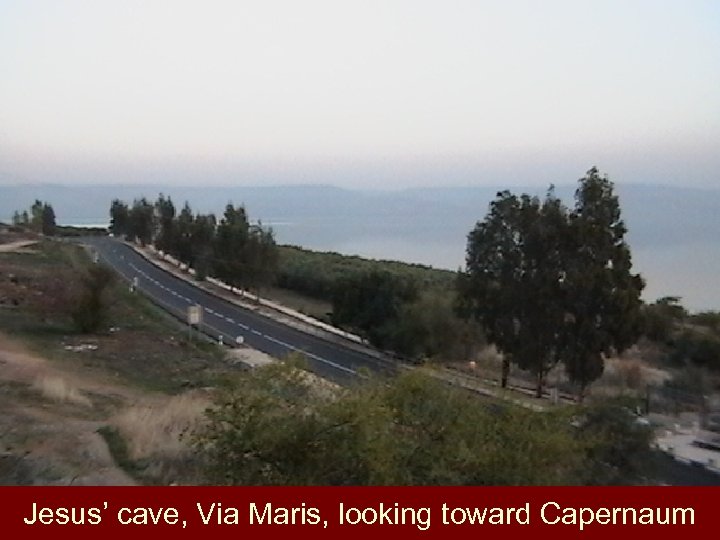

113,246,358,377
262,335,357,375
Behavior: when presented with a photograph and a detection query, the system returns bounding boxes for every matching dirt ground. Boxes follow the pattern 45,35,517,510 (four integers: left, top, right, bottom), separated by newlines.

0,236,220,485
0,240,38,254
0,333,138,484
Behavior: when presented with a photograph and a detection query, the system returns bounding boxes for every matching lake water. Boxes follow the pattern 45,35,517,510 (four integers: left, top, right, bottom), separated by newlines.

57,217,719,312
273,226,720,313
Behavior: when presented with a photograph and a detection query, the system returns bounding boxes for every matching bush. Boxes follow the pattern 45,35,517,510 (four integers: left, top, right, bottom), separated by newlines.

574,399,654,485
690,311,720,331
193,359,591,485
70,264,115,333
670,330,720,371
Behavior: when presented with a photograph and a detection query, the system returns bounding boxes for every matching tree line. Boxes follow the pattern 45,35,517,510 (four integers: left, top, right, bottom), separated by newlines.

108,195,278,293
108,195,481,361
11,200,56,236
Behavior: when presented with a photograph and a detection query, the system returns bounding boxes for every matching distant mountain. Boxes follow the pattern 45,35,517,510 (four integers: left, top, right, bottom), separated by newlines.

2,182,718,310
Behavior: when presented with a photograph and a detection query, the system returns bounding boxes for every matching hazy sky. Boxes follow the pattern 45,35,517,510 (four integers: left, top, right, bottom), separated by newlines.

1,0,718,188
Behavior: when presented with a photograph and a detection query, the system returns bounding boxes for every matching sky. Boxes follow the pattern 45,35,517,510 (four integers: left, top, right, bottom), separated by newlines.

1,0,719,188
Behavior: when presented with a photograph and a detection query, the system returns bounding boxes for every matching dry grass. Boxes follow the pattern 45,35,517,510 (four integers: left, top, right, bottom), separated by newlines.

32,375,92,407
603,355,672,388
111,391,210,462
0,240,38,254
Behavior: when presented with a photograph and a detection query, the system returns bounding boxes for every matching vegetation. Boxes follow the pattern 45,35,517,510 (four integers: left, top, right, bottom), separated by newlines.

276,245,481,359
2,186,716,486
641,296,720,375
54,225,108,237
574,400,655,485
2,238,115,334
277,244,454,302
331,270,418,349
459,168,644,399
0,237,238,485
193,358,654,485
12,199,56,236
0,239,228,392
642,296,687,343
69,264,116,333
109,195,278,293
107,195,478,361
102,172,714,399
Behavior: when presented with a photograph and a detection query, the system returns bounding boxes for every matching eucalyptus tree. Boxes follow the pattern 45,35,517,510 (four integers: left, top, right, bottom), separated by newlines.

559,168,644,400
461,168,643,399
462,189,568,396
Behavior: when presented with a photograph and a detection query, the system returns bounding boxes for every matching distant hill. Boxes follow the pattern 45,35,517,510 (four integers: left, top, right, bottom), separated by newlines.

2,182,718,310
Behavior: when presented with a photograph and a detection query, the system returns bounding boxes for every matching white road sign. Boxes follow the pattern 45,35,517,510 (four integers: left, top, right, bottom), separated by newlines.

188,304,203,325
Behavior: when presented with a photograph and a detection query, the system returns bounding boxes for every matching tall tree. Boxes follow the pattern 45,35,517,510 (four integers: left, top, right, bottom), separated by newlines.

559,167,644,400
128,198,154,246
213,204,250,287
175,202,196,265
245,222,279,294
30,199,44,232
460,168,644,400
190,213,216,280
41,203,56,236
109,199,130,237
13,200,55,234
154,194,177,254
461,190,568,396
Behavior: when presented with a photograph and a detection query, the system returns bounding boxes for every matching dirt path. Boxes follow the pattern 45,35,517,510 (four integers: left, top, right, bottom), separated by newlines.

0,333,138,485
0,240,38,253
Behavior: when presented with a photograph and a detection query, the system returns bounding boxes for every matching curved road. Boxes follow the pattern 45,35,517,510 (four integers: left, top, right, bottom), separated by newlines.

80,237,396,385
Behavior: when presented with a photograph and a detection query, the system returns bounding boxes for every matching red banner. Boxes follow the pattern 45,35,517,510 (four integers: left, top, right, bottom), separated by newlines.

0,487,714,539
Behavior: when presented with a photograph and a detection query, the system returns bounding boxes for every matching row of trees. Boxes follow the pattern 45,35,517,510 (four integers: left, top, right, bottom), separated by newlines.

109,195,278,292
108,194,475,360
458,168,645,399
12,200,56,236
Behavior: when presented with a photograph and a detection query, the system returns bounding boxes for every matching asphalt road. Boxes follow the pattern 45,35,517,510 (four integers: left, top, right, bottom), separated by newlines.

79,237,396,385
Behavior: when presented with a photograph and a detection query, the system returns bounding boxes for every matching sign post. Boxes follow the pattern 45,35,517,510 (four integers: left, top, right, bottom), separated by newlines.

187,304,203,342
